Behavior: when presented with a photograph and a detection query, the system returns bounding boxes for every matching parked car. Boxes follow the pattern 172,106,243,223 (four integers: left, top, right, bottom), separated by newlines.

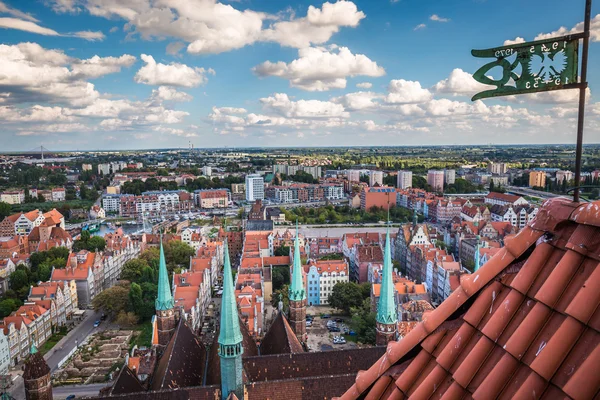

321,314,331,319
334,318,344,323
93,320,100,327
306,321,312,327
328,327,340,332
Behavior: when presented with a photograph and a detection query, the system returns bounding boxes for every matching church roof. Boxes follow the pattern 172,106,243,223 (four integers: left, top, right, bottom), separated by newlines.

219,241,243,347
340,198,600,399
155,238,174,311
108,365,145,396
260,312,304,356
376,228,396,325
151,319,207,391
23,345,50,380
289,223,306,302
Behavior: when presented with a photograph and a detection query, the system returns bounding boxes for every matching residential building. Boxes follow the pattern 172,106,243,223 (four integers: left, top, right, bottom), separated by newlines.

369,170,383,187
201,166,212,177
195,189,229,209
51,251,100,308
97,163,111,175
347,169,361,183
0,209,44,236
432,199,463,224
487,162,508,174
89,205,105,219
0,190,25,205
427,170,444,192
102,195,120,213
360,186,396,211
82,164,92,171
484,191,529,207
489,175,509,186
173,268,211,332
0,258,16,279
245,174,264,201
443,169,456,185
0,330,8,375
302,166,322,179
397,170,412,189
556,170,574,184
51,188,66,202
248,199,266,220
305,259,349,306
28,280,78,326
352,245,383,283
27,219,73,253
529,170,547,187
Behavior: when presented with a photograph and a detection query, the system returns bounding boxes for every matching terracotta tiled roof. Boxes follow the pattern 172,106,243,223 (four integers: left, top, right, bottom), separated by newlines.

340,198,600,400
151,319,207,391
260,312,304,356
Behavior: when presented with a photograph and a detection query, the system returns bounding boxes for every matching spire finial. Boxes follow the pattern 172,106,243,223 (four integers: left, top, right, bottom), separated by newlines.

155,235,174,311
474,236,481,272
30,342,38,355
289,220,306,302
377,224,397,325
218,239,243,349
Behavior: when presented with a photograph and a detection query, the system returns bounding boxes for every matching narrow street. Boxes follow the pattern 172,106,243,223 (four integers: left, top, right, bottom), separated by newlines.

8,310,103,400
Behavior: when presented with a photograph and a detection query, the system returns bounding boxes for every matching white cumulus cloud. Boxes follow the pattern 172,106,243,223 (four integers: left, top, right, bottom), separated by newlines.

135,54,214,87
386,79,432,104
252,46,384,91
260,93,349,118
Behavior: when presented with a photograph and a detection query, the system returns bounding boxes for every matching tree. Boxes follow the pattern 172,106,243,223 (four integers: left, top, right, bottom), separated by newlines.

271,266,290,291
121,259,148,281
164,241,195,272
9,269,29,293
0,298,21,318
274,245,290,257
0,202,11,219
328,282,365,315
489,179,495,192
128,283,144,314
271,284,289,312
87,236,106,252
116,311,139,326
92,283,130,318
350,298,377,345
139,282,158,320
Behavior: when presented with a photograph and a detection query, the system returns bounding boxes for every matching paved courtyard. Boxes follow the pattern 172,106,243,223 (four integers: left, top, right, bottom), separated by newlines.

305,308,358,352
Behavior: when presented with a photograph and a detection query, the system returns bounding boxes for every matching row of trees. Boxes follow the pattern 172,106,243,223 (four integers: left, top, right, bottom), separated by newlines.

283,204,419,225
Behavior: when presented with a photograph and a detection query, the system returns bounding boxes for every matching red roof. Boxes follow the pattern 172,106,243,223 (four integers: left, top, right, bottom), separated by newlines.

485,191,523,203
341,198,600,400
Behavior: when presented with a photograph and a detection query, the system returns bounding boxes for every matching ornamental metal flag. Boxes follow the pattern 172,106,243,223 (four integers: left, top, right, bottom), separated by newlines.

471,34,581,101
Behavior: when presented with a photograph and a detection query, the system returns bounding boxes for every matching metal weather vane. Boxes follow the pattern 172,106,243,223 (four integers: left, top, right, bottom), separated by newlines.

471,34,581,101
470,0,593,203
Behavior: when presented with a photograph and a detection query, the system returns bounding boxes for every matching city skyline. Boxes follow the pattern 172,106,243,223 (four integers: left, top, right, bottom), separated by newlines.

1,0,599,151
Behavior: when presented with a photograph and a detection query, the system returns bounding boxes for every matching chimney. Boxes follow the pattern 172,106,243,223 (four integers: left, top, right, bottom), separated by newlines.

69,256,77,269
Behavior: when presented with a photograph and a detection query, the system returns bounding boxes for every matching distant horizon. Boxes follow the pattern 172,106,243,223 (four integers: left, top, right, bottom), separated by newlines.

3,142,600,155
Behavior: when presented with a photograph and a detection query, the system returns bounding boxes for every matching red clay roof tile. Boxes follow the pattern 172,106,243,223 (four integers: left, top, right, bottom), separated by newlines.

340,198,600,400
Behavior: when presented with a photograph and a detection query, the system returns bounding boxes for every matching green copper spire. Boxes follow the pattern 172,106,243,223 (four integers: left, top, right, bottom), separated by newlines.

155,235,174,311
30,343,38,355
474,236,481,272
377,226,397,325
289,221,306,302
218,241,243,348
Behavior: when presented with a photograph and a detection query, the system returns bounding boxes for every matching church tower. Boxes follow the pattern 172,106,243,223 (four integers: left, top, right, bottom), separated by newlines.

288,223,307,343
376,226,398,345
219,242,244,400
155,236,176,349
24,344,52,400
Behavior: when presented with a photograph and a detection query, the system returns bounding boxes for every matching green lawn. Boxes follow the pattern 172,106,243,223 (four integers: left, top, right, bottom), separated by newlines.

39,327,68,355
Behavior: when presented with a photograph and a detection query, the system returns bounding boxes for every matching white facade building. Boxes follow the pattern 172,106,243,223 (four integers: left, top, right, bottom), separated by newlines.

347,170,361,183
444,169,456,185
245,174,264,201
102,195,120,213
202,166,212,177
369,170,384,187
397,170,413,189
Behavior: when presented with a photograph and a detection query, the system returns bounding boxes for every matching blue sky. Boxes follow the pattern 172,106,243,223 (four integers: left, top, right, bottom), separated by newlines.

0,0,599,151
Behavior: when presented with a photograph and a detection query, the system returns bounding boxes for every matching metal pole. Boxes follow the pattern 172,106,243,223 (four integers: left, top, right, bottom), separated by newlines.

573,0,592,202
